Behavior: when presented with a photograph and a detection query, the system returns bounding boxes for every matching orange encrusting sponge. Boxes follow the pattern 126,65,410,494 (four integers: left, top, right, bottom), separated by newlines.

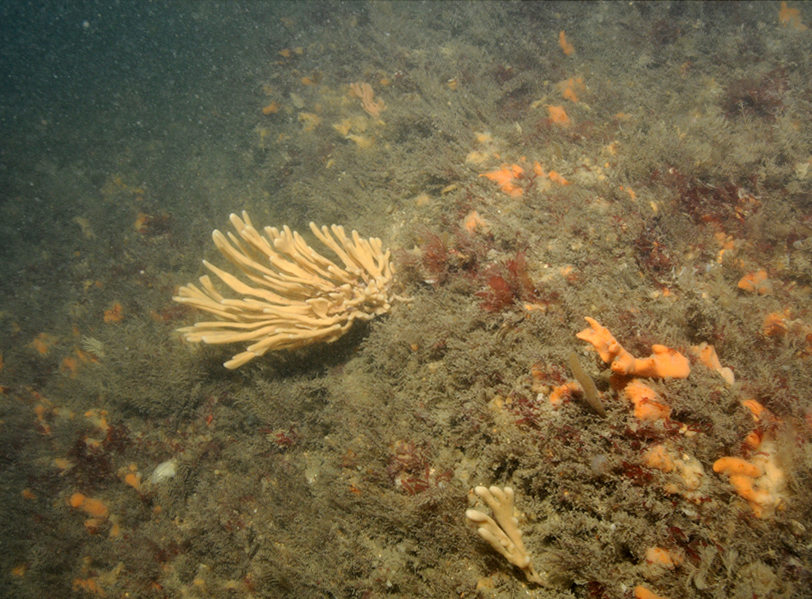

576,317,690,378
713,443,786,518
69,492,109,519
623,379,671,421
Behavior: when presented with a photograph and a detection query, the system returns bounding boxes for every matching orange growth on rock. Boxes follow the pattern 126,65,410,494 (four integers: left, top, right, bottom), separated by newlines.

34,402,53,435
546,104,570,126
619,185,637,200
72,577,105,595
124,472,141,490
713,441,786,518
11,564,27,577
60,355,80,378
743,429,764,450
532,162,570,185
298,111,321,131
576,317,690,378
261,101,280,115
558,30,575,55
120,463,142,492
689,342,734,385
474,131,493,144
778,2,807,30
741,399,766,422
69,492,109,519
644,444,705,499
349,81,386,118
634,586,669,599
739,399,775,450
623,379,671,421
76,348,99,364
737,269,772,294
547,170,570,185
713,456,761,478
762,311,789,337
103,302,124,323
462,210,487,233
532,161,544,177
133,211,171,236
31,332,58,356
613,344,690,379
728,474,771,510
556,76,585,102
53,457,72,471
133,212,149,234
59,347,98,378
645,547,681,569
576,317,621,363
480,164,525,197
85,408,110,433
108,518,121,539
549,381,582,407
644,444,675,472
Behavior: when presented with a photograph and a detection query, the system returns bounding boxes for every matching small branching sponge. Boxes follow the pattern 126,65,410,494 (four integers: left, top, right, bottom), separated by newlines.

465,485,545,585
174,211,400,368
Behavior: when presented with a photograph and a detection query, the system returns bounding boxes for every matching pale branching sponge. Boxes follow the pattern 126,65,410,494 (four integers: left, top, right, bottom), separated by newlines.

174,211,398,369
466,485,546,585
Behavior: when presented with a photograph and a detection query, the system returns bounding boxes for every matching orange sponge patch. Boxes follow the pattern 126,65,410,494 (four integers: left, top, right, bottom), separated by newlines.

645,546,681,569
577,317,690,379
576,317,623,363
713,442,786,518
624,379,671,421
546,104,571,126
558,30,575,55
634,586,669,599
713,456,761,478
549,381,582,407
68,492,109,519
737,269,772,295
480,164,525,197
614,345,690,379
690,342,734,384
644,444,675,473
